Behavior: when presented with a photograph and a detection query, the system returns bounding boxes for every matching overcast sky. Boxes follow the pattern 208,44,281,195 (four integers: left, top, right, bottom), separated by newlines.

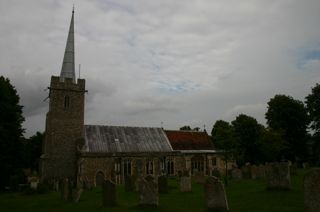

1,0,319,137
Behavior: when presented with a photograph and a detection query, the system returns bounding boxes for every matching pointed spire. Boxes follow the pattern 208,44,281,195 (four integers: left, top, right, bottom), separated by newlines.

60,9,75,83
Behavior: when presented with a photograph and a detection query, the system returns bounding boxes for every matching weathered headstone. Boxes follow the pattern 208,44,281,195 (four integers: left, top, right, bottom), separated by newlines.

241,165,251,179
251,165,258,180
180,176,192,192
256,165,266,179
231,168,242,180
290,163,298,176
265,162,290,190
304,168,320,212
102,179,117,207
205,176,229,211
158,175,168,193
73,188,83,203
29,177,39,190
138,176,158,206
124,175,135,192
60,178,72,201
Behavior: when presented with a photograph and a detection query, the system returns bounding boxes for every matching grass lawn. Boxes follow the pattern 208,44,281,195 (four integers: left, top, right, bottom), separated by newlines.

0,170,305,212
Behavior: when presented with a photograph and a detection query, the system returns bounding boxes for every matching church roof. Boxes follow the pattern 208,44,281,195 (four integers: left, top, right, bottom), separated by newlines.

60,9,75,83
164,130,214,150
84,125,173,153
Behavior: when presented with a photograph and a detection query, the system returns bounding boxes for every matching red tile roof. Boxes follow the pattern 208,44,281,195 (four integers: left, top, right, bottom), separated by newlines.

165,130,214,150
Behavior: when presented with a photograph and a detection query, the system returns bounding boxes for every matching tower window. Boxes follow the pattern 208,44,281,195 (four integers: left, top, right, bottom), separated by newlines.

64,95,70,109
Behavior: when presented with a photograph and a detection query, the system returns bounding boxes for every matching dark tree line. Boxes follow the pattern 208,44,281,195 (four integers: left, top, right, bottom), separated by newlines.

211,84,320,166
0,76,43,190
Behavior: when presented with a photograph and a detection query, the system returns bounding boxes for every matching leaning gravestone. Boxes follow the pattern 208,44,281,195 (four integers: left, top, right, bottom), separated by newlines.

231,168,242,180
138,176,158,206
158,175,168,193
73,187,83,203
205,176,229,211
304,168,320,212
265,162,290,190
102,179,117,207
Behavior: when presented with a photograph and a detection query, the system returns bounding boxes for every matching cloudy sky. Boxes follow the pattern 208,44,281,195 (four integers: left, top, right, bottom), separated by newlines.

1,0,319,137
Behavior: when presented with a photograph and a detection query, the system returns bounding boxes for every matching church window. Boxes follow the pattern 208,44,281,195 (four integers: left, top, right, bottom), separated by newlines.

114,159,121,184
64,95,70,109
123,159,131,176
166,157,175,176
211,157,217,166
146,160,154,175
191,156,204,175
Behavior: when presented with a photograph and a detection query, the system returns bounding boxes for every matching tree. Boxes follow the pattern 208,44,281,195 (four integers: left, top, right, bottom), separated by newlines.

231,114,263,165
306,83,320,134
266,94,309,162
257,127,286,162
305,83,320,165
211,120,235,184
0,76,25,190
180,126,192,131
22,132,43,171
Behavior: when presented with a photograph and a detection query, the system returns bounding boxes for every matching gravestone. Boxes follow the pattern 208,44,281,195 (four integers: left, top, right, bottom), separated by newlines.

73,187,83,203
29,177,39,190
180,176,192,192
304,168,320,212
231,168,242,180
241,165,251,179
251,165,258,180
158,175,168,193
61,178,71,201
290,163,298,176
256,165,266,179
138,176,158,206
265,162,290,190
124,175,135,192
205,176,229,211
102,179,117,207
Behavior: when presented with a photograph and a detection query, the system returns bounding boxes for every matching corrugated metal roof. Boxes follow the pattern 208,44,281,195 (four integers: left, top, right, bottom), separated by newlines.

84,125,173,153
165,130,214,150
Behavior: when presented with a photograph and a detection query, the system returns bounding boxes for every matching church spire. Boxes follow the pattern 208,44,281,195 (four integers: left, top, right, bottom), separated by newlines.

60,9,75,83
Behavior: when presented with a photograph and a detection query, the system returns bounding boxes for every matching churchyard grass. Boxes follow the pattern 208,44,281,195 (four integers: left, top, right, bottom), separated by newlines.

0,169,305,211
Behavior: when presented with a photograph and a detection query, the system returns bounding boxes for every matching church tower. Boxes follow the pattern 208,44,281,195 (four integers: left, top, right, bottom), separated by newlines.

40,9,86,181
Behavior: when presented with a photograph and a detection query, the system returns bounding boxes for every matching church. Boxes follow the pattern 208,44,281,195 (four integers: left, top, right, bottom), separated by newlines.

40,10,229,187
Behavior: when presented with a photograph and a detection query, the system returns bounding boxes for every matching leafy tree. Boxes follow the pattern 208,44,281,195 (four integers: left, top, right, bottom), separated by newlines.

266,94,309,162
211,120,235,184
180,125,192,131
231,114,263,165
257,127,286,162
22,132,43,171
179,126,200,131
305,83,320,165
306,83,320,134
0,76,25,190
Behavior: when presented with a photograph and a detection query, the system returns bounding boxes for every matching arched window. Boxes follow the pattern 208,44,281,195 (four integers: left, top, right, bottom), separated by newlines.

95,171,105,187
191,156,204,175
166,157,175,176
64,95,70,109
146,160,154,175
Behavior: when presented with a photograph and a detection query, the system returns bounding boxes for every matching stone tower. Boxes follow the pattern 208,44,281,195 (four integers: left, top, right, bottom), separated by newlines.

40,9,86,181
